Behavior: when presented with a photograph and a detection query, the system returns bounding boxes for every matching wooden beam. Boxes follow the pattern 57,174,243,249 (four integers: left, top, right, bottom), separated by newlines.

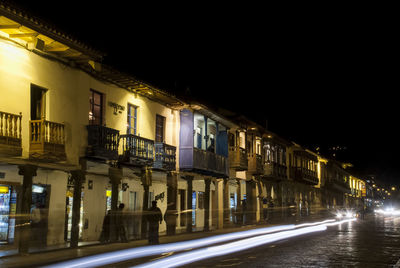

0,24,21,29
9,32,38,38
45,46,70,52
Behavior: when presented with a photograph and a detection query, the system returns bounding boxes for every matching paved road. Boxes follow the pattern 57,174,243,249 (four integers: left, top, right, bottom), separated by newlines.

177,214,400,268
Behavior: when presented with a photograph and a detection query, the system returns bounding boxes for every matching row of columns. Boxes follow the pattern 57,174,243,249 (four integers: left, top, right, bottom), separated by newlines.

15,163,261,254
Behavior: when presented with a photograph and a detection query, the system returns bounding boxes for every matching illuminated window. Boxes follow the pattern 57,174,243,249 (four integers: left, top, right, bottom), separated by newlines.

127,104,137,135
239,131,246,149
255,138,261,155
89,89,103,125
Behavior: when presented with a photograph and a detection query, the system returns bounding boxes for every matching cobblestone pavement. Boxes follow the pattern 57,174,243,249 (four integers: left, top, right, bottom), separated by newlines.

184,214,400,268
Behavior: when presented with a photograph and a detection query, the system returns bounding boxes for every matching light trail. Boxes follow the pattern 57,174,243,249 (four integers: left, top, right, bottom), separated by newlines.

44,218,351,268
134,225,327,268
133,218,356,268
44,225,294,268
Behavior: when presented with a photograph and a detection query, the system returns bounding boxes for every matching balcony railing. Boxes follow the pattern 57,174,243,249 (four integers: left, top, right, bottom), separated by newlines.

30,119,65,161
263,162,287,180
228,146,248,171
247,153,263,175
0,111,22,157
86,125,120,160
291,167,318,185
120,134,154,166
154,142,176,170
192,147,228,177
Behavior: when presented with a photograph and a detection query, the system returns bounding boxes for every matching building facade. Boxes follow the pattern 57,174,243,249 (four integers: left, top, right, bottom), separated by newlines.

0,3,370,254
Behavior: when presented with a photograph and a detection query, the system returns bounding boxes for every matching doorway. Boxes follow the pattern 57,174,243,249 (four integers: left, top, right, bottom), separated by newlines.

31,84,47,120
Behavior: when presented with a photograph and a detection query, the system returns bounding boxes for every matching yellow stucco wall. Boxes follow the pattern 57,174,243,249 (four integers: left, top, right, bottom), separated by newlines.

0,38,180,166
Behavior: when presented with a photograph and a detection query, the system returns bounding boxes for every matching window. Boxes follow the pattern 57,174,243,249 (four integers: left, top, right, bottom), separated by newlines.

89,90,103,125
239,131,246,149
127,104,137,135
31,84,47,120
155,114,165,142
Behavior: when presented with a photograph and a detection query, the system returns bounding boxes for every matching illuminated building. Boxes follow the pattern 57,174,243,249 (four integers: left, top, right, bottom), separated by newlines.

0,2,380,255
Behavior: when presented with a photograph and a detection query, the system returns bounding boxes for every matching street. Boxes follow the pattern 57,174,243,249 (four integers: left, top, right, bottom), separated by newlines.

107,214,400,268
178,214,400,268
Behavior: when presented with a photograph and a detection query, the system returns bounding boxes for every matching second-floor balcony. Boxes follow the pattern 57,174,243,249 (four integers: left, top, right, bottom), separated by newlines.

86,125,120,160
228,146,248,171
180,147,228,177
30,119,66,161
291,167,319,185
154,142,176,171
0,111,22,157
247,153,263,175
120,134,154,166
263,162,287,180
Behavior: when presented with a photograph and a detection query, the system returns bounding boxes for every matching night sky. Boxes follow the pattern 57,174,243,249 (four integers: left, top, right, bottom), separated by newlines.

7,1,398,184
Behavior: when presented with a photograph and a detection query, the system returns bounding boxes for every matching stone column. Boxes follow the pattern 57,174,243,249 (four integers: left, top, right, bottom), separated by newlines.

18,165,37,254
245,179,257,224
70,170,85,248
204,178,211,231
223,178,231,227
109,167,122,241
236,179,242,225
183,176,194,233
141,166,152,239
166,172,178,235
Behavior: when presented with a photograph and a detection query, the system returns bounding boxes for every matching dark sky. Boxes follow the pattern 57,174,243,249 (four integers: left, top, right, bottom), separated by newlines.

8,1,399,184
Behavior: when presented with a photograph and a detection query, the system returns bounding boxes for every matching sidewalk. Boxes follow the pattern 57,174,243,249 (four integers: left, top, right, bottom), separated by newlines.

0,213,334,268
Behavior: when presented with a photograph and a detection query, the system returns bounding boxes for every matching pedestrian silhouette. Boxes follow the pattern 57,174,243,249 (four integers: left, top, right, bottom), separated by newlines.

147,200,163,244
99,210,111,243
116,203,128,242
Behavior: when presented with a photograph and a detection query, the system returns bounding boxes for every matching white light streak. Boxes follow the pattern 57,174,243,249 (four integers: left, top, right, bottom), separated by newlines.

134,225,327,268
45,218,352,268
44,225,294,268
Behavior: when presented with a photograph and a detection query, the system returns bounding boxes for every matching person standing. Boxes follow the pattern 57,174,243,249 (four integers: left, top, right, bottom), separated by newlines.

147,200,163,244
99,210,111,243
116,203,128,242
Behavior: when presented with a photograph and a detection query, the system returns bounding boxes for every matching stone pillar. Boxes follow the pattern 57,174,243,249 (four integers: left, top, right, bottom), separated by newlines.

236,179,242,225
185,176,193,233
166,172,178,235
18,165,37,254
70,170,85,248
223,178,231,227
141,166,152,239
109,167,122,241
204,178,211,231
245,179,257,224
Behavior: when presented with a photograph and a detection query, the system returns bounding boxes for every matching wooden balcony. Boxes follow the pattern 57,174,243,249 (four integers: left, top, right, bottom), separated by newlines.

228,146,248,171
0,111,22,157
263,162,287,181
29,119,66,161
154,142,176,171
86,125,120,160
179,147,228,177
291,167,319,185
120,134,154,166
247,153,263,175
192,148,228,177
